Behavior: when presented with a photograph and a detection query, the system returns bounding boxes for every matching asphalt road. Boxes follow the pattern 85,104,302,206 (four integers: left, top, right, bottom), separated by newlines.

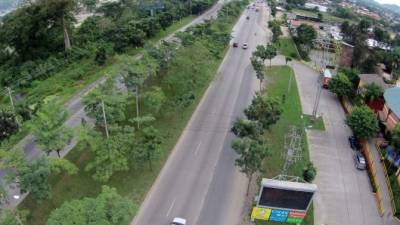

132,3,269,225
0,0,229,208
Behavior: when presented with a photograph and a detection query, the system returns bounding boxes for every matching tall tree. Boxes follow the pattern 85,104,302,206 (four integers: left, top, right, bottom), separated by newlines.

296,24,317,46
83,80,128,127
46,186,135,225
18,157,77,200
265,44,277,67
137,126,162,171
231,118,264,138
0,110,19,141
29,100,73,157
143,86,166,115
245,94,282,129
250,56,265,90
82,126,135,182
328,73,353,98
122,54,159,129
232,137,269,195
346,106,378,139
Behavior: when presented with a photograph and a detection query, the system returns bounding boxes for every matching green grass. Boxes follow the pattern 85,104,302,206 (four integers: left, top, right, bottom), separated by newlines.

18,9,242,225
255,66,314,225
302,114,325,131
277,38,299,59
387,164,400,217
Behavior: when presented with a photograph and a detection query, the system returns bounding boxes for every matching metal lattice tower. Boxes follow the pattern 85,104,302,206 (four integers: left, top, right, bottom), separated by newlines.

281,126,303,175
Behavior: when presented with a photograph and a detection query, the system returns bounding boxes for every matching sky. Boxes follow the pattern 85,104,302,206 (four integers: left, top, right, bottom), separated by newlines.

375,0,400,6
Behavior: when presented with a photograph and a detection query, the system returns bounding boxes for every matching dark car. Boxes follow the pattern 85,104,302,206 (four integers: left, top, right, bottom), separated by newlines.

246,16,250,20
233,42,238,48
348,136,361,150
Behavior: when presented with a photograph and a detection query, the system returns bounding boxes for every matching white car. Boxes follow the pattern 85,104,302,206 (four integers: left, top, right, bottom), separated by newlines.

242,43,248,49
171,217,187,225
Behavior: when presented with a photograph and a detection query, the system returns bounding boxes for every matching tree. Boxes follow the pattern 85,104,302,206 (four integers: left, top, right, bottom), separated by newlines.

137,126,162,171
346,106,378,139
268,20,282,43
0,111,19,141
286,0,306,6
363,83,383,102
122,54,159,129
265,44,277,67
391,124,400,148
95,46,107,65
328,73,353,98
83,80,128,127
46,186,135,225
18,157,77,200
231,118,263,138
232,137,269,195
317,12,323,21
82,126,135,182
143,86,166,115
296,24,317,45
29,100,73,157
250,56,265,90
245,94,282,129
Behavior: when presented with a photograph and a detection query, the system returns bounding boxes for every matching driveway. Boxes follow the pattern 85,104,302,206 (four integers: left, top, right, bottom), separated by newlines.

292,62,383,225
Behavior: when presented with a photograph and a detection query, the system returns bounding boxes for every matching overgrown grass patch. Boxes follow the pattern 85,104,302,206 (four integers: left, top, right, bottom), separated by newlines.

302,114,325,131
277,38,299,59
255,66,313,225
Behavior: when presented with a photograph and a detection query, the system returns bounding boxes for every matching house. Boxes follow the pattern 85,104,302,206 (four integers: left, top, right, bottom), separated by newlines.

367,38,392,51
379,88,400,131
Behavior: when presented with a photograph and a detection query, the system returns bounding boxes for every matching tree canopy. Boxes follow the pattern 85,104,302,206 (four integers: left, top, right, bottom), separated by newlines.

46,186,136,225
346,106,378,139
328,73,353,98
245,94,282,129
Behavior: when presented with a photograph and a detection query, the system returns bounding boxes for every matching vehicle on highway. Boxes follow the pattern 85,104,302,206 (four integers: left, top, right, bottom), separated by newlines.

233,42,238,48
242,43,248,49
354,151,367,170
255,8,259,12
171,217,187,225
348,136,361,150
246,16,250,19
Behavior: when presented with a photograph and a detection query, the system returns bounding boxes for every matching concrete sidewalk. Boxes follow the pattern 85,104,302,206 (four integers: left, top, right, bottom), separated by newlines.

368,139,400,225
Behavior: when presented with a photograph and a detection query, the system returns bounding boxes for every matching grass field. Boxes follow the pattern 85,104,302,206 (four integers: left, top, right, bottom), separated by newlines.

255,66,314,225
277,38,300,59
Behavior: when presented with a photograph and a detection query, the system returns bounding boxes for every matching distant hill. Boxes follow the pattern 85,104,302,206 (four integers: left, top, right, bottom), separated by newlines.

382,4,400,15
0,0,21,17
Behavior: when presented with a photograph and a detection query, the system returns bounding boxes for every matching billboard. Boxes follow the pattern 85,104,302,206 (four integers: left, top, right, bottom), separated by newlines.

251,178,317,224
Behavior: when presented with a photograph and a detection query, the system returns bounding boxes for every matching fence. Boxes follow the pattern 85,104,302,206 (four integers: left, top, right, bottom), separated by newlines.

375,140,398,217
362,139,385,215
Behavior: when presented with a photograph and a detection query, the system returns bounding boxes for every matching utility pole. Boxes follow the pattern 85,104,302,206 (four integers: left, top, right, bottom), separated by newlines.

6,87,19,125
136,85,140,129
101,100,109,139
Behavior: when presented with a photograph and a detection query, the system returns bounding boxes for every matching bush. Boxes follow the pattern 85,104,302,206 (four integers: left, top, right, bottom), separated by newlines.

303,162,317,182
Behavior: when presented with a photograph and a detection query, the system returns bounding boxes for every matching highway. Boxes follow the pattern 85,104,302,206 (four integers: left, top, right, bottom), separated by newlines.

132,2,270,225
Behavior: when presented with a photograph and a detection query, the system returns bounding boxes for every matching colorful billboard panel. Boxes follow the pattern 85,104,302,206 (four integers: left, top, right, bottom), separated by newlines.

269,209,289,222
259,187,314,210
251,207,272,220
287,217,304,224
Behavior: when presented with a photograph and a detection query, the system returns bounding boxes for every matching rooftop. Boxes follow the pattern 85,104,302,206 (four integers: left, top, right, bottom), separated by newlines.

384,87,400,117
359,74,392,90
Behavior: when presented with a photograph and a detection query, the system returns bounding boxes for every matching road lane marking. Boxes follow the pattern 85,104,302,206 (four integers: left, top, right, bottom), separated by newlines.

195,141,202,156
166,199,176,217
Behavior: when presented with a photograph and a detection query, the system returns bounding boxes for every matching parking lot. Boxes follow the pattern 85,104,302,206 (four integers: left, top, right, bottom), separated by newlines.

292,62,383,225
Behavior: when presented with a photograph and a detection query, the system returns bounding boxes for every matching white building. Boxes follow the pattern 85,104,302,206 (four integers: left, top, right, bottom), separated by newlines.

305,3,328,12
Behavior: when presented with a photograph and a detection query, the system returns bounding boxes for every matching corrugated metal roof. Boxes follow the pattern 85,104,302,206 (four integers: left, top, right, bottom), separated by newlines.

384,87,400,117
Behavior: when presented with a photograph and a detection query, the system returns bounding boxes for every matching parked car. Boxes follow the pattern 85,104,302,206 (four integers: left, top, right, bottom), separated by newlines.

348,136,361,150
242,43,248,49
171,217,187,225
354,151,367,170
233,42,238,48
